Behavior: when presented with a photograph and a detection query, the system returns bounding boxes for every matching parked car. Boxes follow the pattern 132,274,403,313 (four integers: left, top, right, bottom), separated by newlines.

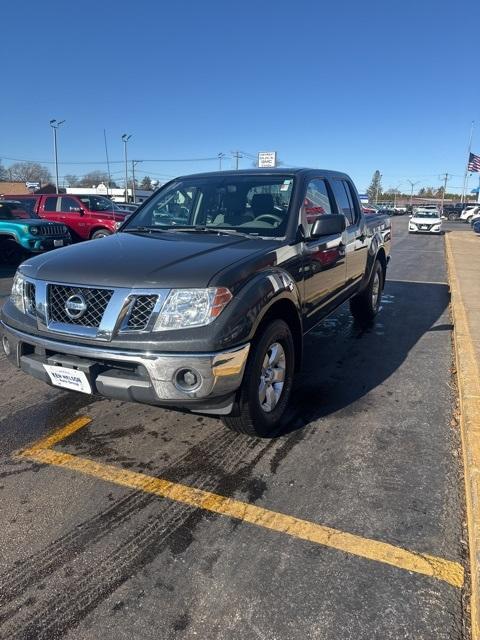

0,194,128,241
470,209,480,226
408,209,443,234
473,219,480,235
461,205,480,223
0,200,71,263
1,168,391,436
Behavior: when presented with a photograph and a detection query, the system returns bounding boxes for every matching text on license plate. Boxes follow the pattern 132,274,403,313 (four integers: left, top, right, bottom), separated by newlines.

54,239,64,247
43,364,92,394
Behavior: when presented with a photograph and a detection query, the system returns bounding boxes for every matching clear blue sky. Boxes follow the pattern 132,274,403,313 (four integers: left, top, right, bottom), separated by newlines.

1,0,479,194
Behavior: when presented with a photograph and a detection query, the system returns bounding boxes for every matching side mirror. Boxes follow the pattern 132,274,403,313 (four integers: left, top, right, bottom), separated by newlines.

310,214,346,238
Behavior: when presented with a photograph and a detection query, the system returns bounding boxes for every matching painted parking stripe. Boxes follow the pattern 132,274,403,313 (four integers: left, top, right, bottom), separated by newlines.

17,418,464,589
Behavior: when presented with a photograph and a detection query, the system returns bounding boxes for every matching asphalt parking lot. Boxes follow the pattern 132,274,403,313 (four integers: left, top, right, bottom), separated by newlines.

0,217,473,640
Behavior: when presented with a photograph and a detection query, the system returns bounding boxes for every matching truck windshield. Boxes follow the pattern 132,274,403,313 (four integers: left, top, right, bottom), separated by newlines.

123,175,295,238
78,196,124,213
0,203,31,219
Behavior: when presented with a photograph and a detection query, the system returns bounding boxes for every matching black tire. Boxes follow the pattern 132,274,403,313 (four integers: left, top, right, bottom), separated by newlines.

222,319,295,437
350,260,383,326
91,229,112,240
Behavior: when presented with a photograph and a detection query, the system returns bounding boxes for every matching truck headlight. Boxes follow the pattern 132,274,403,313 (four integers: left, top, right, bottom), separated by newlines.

29,226,39,236
154,288,232,330
10,271,26,313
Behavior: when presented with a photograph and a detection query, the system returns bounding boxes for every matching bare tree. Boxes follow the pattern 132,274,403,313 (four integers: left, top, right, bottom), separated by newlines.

64,174,80,187
0,159,8,181
77,171,117,188
7,162,52,184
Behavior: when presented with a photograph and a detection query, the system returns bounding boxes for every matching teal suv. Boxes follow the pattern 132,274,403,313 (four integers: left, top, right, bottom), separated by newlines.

0,200,71,262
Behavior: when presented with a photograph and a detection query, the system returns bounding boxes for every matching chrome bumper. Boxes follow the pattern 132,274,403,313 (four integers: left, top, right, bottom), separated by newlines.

1,322,250,412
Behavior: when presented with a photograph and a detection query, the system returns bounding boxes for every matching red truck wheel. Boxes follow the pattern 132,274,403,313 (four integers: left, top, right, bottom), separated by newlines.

91,229,112,240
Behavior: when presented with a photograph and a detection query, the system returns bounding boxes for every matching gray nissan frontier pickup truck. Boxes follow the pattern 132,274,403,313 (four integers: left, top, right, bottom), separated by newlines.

1,169,391,436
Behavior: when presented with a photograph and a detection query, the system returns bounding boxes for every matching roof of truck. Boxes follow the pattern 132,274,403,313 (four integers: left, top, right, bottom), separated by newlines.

176,168,351,180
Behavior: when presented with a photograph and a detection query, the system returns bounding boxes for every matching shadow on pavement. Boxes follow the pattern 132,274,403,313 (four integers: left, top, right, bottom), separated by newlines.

282,280,450,434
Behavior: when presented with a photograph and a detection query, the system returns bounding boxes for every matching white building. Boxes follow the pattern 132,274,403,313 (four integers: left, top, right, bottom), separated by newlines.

66,183,156,204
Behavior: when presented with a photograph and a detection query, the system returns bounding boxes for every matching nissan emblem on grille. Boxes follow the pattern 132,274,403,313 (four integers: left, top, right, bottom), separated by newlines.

64,294,88,320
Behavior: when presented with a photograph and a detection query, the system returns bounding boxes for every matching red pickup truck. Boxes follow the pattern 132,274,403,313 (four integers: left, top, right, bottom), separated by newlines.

1,194,128,241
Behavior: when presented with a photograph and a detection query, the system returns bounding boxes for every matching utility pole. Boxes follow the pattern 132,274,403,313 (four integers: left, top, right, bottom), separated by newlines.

49,119,65,194
440,172,449,214
131,160,142,203
122,134,132,202
232,151,242,170
407,179,420,207
461,121,475,204
218,152,225,171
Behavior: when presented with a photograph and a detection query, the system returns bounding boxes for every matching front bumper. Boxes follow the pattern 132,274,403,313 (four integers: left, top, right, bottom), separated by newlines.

1,321,250,415
408,226,442,234
22,236,72,252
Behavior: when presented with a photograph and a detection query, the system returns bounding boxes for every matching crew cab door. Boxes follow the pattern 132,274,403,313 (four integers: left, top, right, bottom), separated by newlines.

330,179,369,286
301,178,347,330
39,196,89,240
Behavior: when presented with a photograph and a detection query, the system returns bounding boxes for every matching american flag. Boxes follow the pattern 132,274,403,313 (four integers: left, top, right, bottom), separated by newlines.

468,152,480,172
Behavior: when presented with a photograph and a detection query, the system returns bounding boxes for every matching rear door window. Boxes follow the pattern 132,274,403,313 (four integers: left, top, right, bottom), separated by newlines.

43,196,59,212
330,180,355,225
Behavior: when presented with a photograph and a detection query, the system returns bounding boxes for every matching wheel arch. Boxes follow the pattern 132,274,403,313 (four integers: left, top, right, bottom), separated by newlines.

253,297,303,372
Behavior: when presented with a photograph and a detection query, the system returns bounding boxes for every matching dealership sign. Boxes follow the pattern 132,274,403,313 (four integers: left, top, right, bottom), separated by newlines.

258,152,277,168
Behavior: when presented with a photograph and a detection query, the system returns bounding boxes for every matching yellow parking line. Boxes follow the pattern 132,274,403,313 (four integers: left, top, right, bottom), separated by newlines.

18,437,464,589
19,415,92,453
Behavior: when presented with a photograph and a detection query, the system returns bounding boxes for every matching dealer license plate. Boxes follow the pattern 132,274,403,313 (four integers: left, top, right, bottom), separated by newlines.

54,239,64,247
43,365,92,394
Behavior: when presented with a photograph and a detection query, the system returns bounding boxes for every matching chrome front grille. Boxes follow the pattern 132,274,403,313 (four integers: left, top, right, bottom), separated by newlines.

126,295,158,330
48,285,114,327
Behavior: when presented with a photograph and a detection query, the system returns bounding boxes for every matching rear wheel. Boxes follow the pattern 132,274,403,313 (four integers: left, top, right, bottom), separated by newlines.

222,319,294,437
91,229,112,240
350,260,383,325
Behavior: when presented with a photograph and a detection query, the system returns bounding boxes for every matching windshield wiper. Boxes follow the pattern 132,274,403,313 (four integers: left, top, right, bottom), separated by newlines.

166,225,256,239
124,226,168,234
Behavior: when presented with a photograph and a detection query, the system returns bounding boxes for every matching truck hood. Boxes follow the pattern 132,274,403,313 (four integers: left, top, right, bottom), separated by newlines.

19,230,280,289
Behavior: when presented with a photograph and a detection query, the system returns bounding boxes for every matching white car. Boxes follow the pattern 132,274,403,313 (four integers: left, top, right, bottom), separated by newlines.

461,205,480,223
409,210,443,234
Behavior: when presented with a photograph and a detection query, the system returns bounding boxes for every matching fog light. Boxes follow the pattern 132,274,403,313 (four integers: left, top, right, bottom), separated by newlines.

2,336,11,356
174,368,201,392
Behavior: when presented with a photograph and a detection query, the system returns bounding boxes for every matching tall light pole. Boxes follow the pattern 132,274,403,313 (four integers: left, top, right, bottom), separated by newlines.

122,133,131,202
131,160,142,203
407,179,420,207
50,119,65,194
218,152,225,171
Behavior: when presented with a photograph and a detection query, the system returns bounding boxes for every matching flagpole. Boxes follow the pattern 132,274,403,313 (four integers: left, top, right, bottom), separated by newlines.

461,120,475,203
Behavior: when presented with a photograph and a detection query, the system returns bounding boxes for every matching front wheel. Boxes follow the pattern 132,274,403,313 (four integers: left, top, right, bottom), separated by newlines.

91,229,112,240
350,260,384,326
222,319,295,437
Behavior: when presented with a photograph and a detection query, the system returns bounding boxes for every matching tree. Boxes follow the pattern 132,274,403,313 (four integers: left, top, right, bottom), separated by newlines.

64,174,79,187
140,175,153,190
7,162,51,185
77,171,117,188
0,159,7,181
367,170,383,203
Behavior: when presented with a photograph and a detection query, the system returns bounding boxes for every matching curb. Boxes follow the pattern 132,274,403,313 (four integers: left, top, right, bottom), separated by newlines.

445,233,480,639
